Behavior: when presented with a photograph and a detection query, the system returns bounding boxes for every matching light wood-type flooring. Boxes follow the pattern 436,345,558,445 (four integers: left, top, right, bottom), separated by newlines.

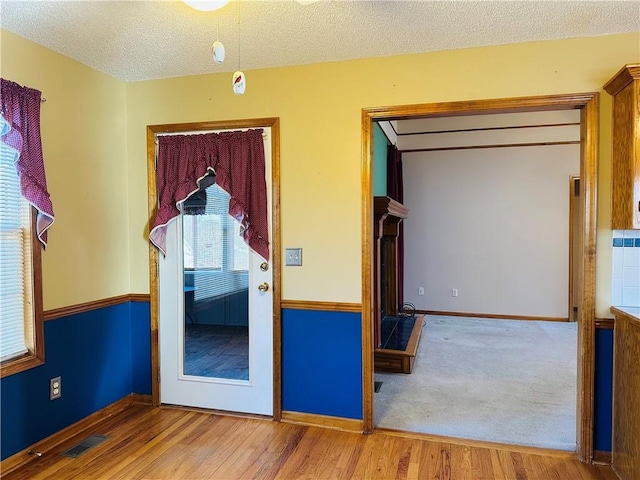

4,405,617,480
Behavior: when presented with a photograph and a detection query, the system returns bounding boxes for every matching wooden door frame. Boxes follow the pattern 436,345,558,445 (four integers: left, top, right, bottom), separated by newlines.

361,93,599,462
146,117,282,420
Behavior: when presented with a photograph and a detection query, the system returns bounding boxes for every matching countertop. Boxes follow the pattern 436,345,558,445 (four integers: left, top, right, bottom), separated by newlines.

611,306,640,325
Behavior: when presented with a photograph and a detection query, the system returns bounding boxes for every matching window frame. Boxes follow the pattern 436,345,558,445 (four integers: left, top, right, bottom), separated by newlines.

0,207,45,377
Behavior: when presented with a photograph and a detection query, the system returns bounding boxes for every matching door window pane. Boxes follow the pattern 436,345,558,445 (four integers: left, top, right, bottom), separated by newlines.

182,184,249,380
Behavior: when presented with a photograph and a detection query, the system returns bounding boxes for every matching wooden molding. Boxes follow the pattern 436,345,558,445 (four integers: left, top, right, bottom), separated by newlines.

576,94,599,463
374,196,408,221
595,317,615,329
0,395,134,476
129,293,152,303
401,140,580,154
418,310,569,322
362,92,599,464
603,63,640,96
361,108,375,434
593,450,612,465
397,122,581,137
281,411,364,433
131,394,153,405
280,300,362,313
44,294,151,321
271,119,283,422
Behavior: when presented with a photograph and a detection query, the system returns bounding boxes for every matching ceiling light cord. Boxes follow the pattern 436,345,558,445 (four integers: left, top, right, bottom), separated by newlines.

236,0,241,71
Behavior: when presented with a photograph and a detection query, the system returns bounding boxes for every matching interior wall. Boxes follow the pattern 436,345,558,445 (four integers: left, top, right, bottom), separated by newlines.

403,144,580,317
0,29,130,309
126,32,639,317
373,123,388,196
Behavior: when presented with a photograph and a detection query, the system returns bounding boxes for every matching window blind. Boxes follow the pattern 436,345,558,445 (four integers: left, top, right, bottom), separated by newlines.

0,136,31,362
183,184,249,303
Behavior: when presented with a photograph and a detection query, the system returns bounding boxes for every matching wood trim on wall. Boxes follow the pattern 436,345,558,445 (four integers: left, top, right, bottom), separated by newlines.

361,92,599,463
593,450,612,465
281,411,364,433
0,394,134,476
361,108,374,433
129,293,152,303
43,294,151,321
131,394,153,405
271,120,283,422
400,140,580,154
576,94,599,463
397,122,582,137
280,300,362,313
147,125,161,407
147,118,282,418
418,310,569,322
595,317,615,330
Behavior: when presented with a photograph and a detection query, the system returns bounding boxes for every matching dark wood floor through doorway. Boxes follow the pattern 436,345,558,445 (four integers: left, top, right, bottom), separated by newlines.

184,325,249,380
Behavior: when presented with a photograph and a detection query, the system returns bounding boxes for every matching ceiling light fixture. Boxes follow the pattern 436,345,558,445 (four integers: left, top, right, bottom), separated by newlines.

182,0,230,12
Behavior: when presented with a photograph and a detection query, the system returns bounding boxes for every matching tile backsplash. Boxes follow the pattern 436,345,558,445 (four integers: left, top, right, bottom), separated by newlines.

612,230,640,307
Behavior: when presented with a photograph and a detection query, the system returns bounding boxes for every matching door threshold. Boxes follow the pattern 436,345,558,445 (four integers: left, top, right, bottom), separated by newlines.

374,426,578,459
159,403,274,421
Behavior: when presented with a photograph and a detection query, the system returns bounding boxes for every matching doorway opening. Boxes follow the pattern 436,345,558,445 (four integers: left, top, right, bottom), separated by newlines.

361,93,598,462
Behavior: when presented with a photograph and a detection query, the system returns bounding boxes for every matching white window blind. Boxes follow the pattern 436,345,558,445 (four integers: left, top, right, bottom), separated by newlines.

183,184,249,302
0,125,33,362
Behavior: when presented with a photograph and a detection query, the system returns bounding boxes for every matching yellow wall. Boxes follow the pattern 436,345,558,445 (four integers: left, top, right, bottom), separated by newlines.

127,32,639,317
2,28,639,317
0,30,130,310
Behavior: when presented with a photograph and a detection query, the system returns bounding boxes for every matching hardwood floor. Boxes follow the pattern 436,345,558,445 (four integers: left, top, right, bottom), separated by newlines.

3,405,618,480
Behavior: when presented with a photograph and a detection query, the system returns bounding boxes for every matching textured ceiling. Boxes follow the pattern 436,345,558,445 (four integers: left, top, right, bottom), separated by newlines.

1,0,639,82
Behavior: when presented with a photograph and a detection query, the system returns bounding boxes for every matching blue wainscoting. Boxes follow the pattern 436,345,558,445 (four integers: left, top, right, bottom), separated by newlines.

130,301,153,395
0,301,151,461
594,327,614,452
282,309,362,419
1,300,615,459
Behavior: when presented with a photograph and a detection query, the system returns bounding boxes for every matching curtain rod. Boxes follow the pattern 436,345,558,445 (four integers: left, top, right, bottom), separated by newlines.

155,130,267,138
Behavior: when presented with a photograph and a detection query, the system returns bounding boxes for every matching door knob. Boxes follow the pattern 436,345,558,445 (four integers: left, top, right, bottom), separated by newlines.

258,282,269,292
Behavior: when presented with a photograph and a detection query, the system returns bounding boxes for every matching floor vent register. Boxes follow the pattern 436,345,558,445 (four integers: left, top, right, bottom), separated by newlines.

61,434,108,458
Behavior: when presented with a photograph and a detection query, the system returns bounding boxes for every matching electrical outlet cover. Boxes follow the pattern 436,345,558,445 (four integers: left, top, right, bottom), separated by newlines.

50,376,62,400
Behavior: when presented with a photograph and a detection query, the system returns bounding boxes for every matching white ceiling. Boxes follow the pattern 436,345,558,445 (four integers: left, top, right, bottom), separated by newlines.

1,0,639,83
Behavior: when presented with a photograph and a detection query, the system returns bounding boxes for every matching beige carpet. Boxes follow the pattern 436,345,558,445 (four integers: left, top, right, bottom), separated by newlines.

374,315,577,450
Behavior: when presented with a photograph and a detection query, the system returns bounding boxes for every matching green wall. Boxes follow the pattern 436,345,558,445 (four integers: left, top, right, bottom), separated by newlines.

373,123,389,196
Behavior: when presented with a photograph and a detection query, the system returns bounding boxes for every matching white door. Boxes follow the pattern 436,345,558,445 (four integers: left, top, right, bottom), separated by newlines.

159,128,273,415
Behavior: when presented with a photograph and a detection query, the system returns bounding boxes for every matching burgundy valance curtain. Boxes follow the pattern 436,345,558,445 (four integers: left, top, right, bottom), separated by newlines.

150,129,269,261
0,79,55,246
